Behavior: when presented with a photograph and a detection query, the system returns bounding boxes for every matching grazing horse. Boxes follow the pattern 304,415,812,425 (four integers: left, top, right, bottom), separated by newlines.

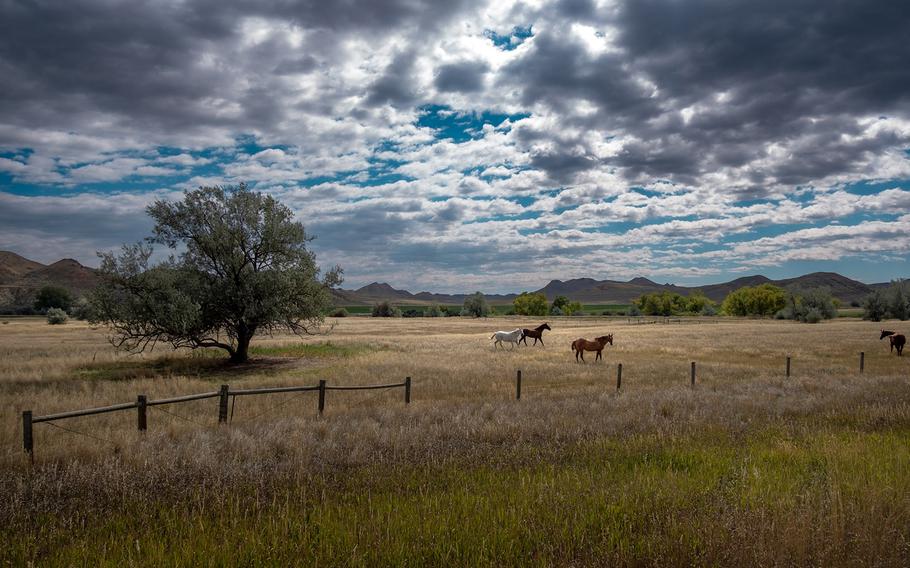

880,329,906,356
491,328,524,349
519,322,552,346
571,334,613,362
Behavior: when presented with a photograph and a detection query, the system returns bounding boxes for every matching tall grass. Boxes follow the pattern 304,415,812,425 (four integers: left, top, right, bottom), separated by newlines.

1,316,909,564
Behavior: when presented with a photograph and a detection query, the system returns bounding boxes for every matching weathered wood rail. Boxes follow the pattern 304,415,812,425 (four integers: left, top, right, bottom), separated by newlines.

22,377,411,460
21,349,873,459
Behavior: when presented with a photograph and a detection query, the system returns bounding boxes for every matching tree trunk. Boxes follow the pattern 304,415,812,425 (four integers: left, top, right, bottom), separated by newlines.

231,333,252,363
229,320,258,364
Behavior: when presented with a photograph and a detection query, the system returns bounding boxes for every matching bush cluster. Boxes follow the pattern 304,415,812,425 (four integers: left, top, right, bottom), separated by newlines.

863,280,910,321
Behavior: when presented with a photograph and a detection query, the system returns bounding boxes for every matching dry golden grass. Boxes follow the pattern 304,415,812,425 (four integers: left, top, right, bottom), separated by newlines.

0,315,908,464
1,315,909,565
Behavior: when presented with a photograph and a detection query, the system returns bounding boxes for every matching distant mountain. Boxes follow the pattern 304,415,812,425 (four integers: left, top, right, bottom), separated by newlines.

0,251,44,285
334,272,895,306
0,252,101,310
0,250,901,310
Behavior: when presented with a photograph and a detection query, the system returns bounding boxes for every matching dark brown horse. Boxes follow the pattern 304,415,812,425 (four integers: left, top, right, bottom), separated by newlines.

519,322,551,346
571,334,613,362
880,329,906,356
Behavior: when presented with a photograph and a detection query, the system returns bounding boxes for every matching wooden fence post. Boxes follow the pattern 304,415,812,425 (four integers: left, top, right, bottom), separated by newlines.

786,355,791,378
137,395,147,432
516,370,522,400
616,363,622,391
22,410,33,460
405,376,411,404
860,352,865,374
690,361,696,386
318,380,326,414
218,385,229,424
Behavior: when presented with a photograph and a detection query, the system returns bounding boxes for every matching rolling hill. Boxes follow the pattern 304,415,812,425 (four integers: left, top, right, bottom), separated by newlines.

0,250,899,310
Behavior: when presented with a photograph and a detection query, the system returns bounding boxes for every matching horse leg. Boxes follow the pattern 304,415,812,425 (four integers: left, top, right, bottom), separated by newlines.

596,350,602,362
580,351,585,363
538,337,544,347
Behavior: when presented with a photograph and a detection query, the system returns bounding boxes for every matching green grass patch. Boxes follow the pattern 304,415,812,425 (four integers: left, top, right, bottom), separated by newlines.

6,425,909,565
74,354,226,381
250,341,376,358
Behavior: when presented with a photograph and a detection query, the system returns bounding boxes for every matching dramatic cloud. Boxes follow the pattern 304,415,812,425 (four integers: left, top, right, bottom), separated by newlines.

1,0,908,291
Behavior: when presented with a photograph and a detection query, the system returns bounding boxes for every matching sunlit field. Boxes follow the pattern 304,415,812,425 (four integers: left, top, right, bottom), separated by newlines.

2,315,909,565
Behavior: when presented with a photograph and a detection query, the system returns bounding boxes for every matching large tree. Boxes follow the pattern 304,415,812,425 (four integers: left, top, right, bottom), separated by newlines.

91,184,342,363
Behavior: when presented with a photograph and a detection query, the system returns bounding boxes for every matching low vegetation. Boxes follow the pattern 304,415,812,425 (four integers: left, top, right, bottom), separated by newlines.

1,317,909,564
864,279,910,321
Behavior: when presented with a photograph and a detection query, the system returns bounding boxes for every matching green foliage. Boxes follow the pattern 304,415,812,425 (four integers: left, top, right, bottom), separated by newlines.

721,284,787,316
889,279,909,320
329,307,349,317
33,286,72,313
45,307,68,325
863,290,888,322
69,296,94,320
424,304,444,317
513,292,548,316
372,301,401,317
635,291,715,316
462,292,490,317
90,184,342,363
552,296,570,311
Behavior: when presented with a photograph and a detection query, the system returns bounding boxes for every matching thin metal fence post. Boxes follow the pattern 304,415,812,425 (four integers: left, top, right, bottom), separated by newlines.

786,355,791,378
318,380,326,414
860,351,865,373
617,363,622,391
690,361,696,386
405,377,411,404
516,370,522,400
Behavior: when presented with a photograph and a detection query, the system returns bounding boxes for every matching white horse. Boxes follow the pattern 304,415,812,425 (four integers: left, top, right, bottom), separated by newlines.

491,328,524,349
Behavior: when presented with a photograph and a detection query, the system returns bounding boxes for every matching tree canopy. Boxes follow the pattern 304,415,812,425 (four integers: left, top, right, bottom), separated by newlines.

513,292,548,316
90,184,342,363
34,286,73,313
721,284,787,317
462,292,490,317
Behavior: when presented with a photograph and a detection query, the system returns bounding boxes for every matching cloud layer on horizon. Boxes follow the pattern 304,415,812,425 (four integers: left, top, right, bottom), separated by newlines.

1,0,909,291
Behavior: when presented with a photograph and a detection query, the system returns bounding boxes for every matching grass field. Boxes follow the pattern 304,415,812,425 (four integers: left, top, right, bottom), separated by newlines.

1,316,909,565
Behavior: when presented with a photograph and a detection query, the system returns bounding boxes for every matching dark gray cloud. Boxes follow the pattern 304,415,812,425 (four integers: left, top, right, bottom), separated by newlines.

495,0,910,188
434,61,490,93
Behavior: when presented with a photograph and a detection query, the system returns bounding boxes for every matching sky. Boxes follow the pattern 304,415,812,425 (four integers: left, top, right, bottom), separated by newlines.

1,0,909,293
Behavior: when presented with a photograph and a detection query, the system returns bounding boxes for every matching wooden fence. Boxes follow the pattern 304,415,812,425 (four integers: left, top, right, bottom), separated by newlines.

22,377,411,461
21,349,871,459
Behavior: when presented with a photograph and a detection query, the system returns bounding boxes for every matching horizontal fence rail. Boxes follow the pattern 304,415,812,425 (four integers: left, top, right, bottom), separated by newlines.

22,378,413,462
19,348,875,462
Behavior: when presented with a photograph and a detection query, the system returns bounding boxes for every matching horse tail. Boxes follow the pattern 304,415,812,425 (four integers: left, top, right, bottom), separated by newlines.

571,340,577,352
490,333,496,340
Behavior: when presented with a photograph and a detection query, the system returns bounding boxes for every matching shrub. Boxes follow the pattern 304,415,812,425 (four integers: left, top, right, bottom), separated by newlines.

629,305,642,316
34,286,73,313
550,306,564,316
462,292,490,318
423,304,442,317
401,309,422,318
803,307,823,324
721,284,787,317
513,292,548,316
371,301,397,317
330,307,348,317
46,307,68,325
70,296,94,320
863,290,888,322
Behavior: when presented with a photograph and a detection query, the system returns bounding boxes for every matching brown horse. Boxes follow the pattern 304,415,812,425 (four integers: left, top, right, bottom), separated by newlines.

571,334,613,362
880,329,906,356
519,322,551,346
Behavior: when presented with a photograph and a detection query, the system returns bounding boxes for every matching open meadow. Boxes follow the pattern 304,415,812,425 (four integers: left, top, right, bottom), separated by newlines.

1,315,909,565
